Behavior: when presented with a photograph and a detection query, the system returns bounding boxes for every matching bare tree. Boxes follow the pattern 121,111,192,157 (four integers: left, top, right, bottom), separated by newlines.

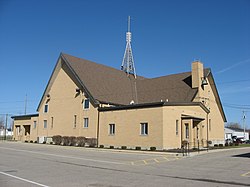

225,122,242,129
0,116,4,129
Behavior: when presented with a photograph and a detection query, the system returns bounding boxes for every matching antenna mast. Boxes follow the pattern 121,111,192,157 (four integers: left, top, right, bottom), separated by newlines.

121,16,136,78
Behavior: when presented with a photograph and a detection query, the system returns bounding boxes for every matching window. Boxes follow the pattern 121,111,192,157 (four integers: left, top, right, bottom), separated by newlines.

44,104,48,113
185,123,189,139
175,120,179,136
51,117,54,128
33,121,37,129
209,119,211,131
141,123,148,135
73,115,77,128
109,124,115,135
84,98,90,109
84,118,89,128
44,120,47,128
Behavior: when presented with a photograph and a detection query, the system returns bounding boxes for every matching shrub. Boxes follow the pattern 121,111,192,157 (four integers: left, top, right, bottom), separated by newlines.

110,145,114,149
207,140,212,145
99,145,104,148
229,142,233,146
24,140,28,143
34,141,37,143
30,140,33,143
225,143,229,146
150,147,156,151
86,138,97,147
50,142,53,145
62,136,70,146
68,136,77,146
234,143,239,146
219,144,223,147
43,141,46,144
214,144,218,147
135,146,141,150
121,146,127,150
76,136,86,147
52,135,62,145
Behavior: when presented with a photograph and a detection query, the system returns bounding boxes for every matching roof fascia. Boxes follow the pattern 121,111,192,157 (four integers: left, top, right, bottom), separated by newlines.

207,72,227,122
98,102,164,111
11,113,39,120
61,53,99,107
164,102,210,113
36,54,62,111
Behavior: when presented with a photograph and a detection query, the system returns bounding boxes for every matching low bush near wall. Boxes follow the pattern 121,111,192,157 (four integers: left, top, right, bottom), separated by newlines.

86,138,97,147
76,136,86,147
110,145,114,149
52,135,62,145
68,136,77,146
135,146,141,150
30,140,33,143
150,147,156,151
121,146,127,150
62,136,70,146
99,145,104,148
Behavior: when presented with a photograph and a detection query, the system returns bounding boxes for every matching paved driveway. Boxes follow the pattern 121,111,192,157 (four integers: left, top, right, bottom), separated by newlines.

0,142,249,187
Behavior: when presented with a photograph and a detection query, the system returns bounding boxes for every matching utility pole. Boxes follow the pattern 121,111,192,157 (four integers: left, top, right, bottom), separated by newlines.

24,94,27,115
5,114,8,140
243,111,246,140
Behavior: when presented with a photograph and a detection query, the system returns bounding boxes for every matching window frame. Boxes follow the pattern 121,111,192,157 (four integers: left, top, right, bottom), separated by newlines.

83,98,90,109
33,121,37,129
109,124,115,135
43,120,47,129
140,122,148,135
73,115,77,128
44,104,49,113
185,123,189,139
83,117,89,128
51,117,54,128
175,120,179,136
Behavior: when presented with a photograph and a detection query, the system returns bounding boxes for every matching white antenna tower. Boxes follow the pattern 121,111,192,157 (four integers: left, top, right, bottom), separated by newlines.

121,16,136,78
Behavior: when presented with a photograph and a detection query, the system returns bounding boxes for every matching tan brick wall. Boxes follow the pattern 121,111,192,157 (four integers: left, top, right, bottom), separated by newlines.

36,66,98,141
99,107,163,149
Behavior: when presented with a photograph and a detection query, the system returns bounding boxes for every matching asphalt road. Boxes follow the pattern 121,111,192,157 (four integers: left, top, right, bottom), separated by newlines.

0,142,249,187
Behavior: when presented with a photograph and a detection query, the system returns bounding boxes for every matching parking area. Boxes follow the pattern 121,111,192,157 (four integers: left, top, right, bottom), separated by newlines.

0,142,249,187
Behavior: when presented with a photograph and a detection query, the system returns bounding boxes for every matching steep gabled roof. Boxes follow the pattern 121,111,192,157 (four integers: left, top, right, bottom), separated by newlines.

62,53,145,105
137,72,198,103
62,53,199,105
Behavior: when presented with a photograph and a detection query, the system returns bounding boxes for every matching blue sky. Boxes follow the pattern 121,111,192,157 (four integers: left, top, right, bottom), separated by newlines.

0,0,249,128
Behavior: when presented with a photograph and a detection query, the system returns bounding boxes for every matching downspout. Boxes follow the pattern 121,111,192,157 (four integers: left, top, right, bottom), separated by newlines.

206,112,209,152
96,109,100,147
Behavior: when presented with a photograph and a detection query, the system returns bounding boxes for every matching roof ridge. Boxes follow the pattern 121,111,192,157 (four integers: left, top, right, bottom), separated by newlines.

61,53,146,79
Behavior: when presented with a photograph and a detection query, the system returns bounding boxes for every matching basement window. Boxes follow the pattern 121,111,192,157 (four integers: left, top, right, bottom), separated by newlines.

140,123,148,135
84,98,90,109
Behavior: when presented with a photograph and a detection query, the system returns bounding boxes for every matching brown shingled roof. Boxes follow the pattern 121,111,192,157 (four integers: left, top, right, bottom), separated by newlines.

62,53,200,105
